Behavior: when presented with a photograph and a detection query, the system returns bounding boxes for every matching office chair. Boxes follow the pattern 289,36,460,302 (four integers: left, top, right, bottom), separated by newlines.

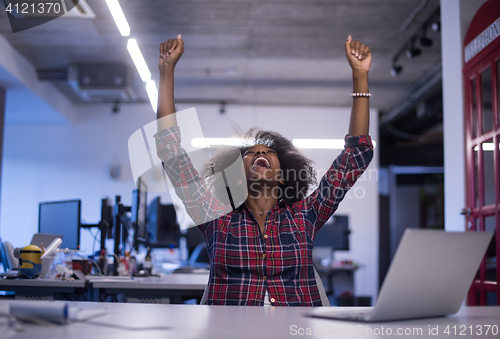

188,242,209,266
0,241,18,271
199,266,330,306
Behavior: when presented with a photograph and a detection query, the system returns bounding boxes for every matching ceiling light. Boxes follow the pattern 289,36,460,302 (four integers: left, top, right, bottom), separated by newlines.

191,138,242,148
406,40,422,58
191,138,377,149
420,36,433,47
431,21,440,32
390,65,403,77
146,79,158,113
390,58,403,77
127,39,151,82
292,139,345,150
474,143,495,151
105,0,130,37
292,139,377,149
419,28,433,47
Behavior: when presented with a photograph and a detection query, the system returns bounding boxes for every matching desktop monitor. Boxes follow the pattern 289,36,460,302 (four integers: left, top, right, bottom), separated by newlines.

100,197,113,240
38,199,81,250
132,179,148,242
315,215,350,251
147,197,180,247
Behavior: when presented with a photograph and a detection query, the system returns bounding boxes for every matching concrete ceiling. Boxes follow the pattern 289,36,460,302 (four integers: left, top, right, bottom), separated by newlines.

0,0,442,113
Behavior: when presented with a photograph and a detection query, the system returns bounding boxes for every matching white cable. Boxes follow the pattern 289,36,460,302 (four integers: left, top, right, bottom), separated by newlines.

400,0,428,31
88,258,103,276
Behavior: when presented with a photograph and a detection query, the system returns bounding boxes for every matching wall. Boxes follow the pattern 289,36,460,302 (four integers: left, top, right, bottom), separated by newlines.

440,0,488,232
392,185,421,256
0,101,380,300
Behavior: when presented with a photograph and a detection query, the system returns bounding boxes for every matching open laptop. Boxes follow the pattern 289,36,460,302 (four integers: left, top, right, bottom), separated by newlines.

30,233,63,250
308,229,493,322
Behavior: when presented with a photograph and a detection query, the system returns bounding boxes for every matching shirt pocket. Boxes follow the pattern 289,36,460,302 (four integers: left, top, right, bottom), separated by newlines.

277,221,302,268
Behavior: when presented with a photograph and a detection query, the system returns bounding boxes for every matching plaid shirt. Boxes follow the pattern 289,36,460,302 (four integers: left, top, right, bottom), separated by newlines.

156,126,373,306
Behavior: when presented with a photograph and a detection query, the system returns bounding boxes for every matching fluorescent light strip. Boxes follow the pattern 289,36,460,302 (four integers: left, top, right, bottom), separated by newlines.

105,0,130,37
292,139,377,149
127,39,152,82
192,138,243,148
293,139,344,149
146,80,158,113
474,143,495,151
192,138,377,149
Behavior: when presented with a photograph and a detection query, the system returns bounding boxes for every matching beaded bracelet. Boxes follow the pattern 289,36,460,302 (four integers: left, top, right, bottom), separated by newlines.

350,93,372,97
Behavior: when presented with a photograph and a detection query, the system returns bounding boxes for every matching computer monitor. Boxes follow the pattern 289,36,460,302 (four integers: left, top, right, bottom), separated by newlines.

315,215,350,251
147,197,179,247
132,179,148,242
100,197,113,243
38,200,81,250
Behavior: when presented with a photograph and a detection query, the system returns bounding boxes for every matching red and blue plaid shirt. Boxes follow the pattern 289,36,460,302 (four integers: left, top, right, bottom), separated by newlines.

156,126,373,306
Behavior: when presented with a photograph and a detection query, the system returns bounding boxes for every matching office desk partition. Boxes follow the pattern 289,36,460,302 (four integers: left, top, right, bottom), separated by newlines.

0,274,208,303
0,278,88,301
89,273,209,303
0,301,499,338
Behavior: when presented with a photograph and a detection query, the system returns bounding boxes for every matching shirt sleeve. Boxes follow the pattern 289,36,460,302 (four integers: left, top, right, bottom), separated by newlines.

155,126,231,231
299,134,374,238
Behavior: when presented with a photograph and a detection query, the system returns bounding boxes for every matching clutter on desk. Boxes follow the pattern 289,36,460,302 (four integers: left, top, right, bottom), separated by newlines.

12,237,64,279
15,245,42,278
330,260,360,270
144,247,152,275
9,302,69,324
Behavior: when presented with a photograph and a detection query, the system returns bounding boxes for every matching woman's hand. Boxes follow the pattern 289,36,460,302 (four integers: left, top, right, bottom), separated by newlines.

159,34,184,71
345,35,371,75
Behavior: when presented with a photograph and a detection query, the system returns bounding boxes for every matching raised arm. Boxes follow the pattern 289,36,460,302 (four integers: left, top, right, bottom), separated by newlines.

345,35,371,137
155,35,232,228
157,34,184,132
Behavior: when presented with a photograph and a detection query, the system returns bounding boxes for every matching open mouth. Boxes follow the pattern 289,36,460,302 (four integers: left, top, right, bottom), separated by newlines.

252,156,270,168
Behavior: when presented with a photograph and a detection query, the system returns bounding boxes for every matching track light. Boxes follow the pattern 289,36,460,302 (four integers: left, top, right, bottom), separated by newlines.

420,35,433,47
390,57,403,77
431,21,440,32
406,39,422,58
389,7,439,76
419,27,433,47
391,64,403,77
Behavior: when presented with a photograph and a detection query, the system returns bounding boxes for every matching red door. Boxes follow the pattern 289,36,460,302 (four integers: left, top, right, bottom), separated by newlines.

463,0,500,306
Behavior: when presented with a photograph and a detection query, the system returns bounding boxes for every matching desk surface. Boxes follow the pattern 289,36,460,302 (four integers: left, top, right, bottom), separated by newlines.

90,273,209,290
0,277,86,288
1,301,499,339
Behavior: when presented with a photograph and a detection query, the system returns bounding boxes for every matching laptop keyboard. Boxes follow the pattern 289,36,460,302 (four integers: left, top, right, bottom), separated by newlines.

332,310,373,321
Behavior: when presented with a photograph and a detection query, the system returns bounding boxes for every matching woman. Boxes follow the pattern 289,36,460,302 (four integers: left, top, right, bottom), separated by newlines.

155,34,373,306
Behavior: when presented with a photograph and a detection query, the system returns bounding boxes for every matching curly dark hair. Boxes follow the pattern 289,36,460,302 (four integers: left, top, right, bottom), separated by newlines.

202,129,317,206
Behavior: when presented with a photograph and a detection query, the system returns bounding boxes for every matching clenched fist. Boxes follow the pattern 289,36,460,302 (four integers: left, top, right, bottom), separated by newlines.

159,34,184,71
345,35,371,75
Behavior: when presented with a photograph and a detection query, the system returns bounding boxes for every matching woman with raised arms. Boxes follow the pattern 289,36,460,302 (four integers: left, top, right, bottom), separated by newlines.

154,34,373,306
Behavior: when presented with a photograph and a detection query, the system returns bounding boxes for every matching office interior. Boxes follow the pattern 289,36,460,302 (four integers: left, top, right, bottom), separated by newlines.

0,0,498,311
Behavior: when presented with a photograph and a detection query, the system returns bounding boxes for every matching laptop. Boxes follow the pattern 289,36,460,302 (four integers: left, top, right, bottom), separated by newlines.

307,229,493,322
30,233,63,250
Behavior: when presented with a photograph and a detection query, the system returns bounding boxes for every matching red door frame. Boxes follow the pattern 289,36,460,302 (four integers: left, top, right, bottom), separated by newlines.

464,53,500,305
463,0,500,306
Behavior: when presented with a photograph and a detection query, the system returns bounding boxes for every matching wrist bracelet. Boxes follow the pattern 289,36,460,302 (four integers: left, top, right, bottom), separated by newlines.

350,93,372,97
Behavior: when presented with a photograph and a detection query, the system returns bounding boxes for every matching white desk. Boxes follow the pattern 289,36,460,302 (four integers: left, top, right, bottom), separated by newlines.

0,278,88,301
0,301,499,338
89,273,209,303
